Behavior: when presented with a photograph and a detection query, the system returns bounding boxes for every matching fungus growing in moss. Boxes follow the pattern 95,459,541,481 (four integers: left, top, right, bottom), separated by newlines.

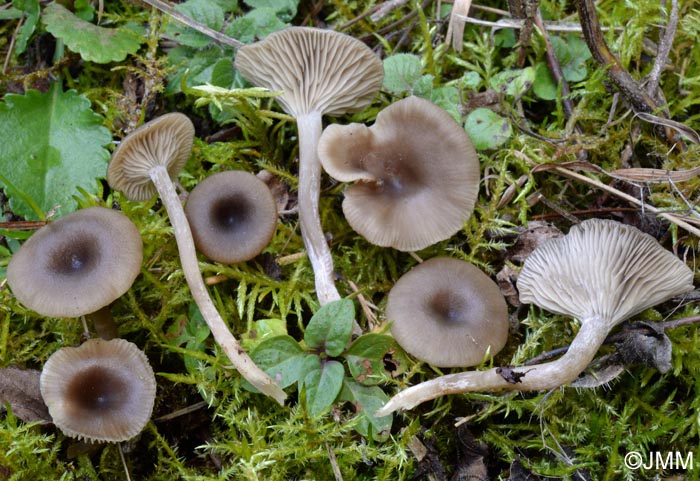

376,219,694,416
317,96,480,251
40,338,156,443
107,113,285,405
386,257,508,367
7,207,142,320
234,26,384,306
185,170,277,264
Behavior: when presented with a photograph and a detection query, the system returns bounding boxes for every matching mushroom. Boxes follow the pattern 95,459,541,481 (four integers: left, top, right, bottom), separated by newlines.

106,113,286,405
376,219,694,416
185,170,277,264
40,338,156,442
386,257,508,367
234,26,384,306
317,96,480,251
7,207,142,322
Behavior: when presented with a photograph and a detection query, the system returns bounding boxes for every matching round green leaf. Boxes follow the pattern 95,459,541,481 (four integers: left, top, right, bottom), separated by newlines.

304,299,355,357
382,54,423,95
464,108,512,150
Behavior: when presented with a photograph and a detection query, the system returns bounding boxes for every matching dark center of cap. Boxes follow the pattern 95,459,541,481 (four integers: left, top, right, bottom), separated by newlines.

211,195,252,233
48,236,100,276
428,290,468,325
66,365,129,413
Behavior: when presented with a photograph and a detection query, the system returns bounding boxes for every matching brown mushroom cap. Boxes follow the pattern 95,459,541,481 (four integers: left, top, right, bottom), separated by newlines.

517,218,695,327
317,96,480,251
185,171,277,264
386,257,509,367
234,27,384,117
107,113,195,202
40,338,156,443
7,207,143,318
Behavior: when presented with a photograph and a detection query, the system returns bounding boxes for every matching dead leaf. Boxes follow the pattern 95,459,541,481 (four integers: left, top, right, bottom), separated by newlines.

0,367,51,424
533,160,700,184
634,112,700,144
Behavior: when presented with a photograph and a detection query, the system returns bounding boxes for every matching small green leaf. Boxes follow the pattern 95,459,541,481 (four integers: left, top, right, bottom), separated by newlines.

248,335,306,389
464,108,512,150
461,71,482,90
0,83,111,220
42,3,144,63
551,35,592,83
382,54,423,95
304,299,355,357
489,67,535,98
533,62,558,101
345,334,398,386
13,0,40,55
413,76,461,122
243,0,298,20
226,8,289,41
303,359,345,417
340,380,393,442
164,0,224,48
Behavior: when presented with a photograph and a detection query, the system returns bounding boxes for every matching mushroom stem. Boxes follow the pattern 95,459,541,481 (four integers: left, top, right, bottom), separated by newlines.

87,306,119,340
297,112,341,307
149,165,286,405
376,316,609,416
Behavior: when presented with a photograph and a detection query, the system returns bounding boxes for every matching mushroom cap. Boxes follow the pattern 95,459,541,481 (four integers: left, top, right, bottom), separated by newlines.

386,257,509,368
517,219,695,327
7,207,143,318
107,113,195,201
317,96,480,251
234,27,384,117
185,171,278,264
40,338,156,443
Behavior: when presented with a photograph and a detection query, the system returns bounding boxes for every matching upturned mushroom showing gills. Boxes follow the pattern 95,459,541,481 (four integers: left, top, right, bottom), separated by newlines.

386,257,508,367
107,113,286,405
234,27,384,306
40,338,156,443
376,219,694,416
7,207,142,319
317,96,480,251
185,170,277,264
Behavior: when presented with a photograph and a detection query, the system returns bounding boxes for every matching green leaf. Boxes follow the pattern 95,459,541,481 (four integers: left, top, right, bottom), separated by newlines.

340,380,393,442
0,7,23,20
226,8,289,41
248,335,306,389
243,0,298,20
0,83,111,220
551,35,592,83
533,62,558,101
413,75,461,122
303,358,345,417
345,334,399,385
489,67,535,98
382,54,423,95
464,108,512,150
13,0,40,55
165,0,224,48
304,299,355,357
42,3,144,63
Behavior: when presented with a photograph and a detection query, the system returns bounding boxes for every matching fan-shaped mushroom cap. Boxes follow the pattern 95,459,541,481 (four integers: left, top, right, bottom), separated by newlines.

7,207,143,318
107,113,195,202
518,219,695,326
40,338,156,443
386,257,509,367
234,27,384,117
318,96,480,251
185,171,277,264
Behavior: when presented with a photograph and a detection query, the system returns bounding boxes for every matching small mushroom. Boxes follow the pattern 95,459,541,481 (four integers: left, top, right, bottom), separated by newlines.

107,113,285,405
7,207,142,319
40,338,156,443
234,27,384,306
317,96,480,251
185,171,277,264
386,257,508,367
376,219,694,416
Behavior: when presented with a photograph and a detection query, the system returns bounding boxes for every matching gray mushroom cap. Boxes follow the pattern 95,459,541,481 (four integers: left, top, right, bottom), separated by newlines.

107,113,195,202
517,218,695,326
317,96,480,251
234,27,384,117
386,257,509,367
40,338,156,443
7,207,143,318
185,171,277,264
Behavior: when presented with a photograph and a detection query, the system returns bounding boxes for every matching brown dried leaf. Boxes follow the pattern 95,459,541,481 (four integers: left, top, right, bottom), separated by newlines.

635,112,700,144
533,160,700,184
0,367,51,423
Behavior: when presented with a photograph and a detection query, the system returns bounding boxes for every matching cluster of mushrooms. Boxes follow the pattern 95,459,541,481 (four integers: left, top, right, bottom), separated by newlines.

5,26,696,445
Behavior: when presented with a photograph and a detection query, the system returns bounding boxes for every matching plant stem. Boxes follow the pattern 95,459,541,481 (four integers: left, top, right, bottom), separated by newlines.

297,113,342,307
149,165,286,405
376,316,609,416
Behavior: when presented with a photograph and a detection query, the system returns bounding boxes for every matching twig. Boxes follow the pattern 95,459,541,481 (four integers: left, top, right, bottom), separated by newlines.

646,0,679,99
371,0,410,22
452,14,620,32
3,16,23,75
138,0,243,49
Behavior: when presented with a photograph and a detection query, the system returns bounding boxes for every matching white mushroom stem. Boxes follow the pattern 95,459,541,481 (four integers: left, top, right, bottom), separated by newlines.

149,165,286,405
376,316,610,417
297,112,341,307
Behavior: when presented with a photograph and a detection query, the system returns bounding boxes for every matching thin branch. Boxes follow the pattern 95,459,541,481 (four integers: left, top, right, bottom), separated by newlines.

646,0,679,98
